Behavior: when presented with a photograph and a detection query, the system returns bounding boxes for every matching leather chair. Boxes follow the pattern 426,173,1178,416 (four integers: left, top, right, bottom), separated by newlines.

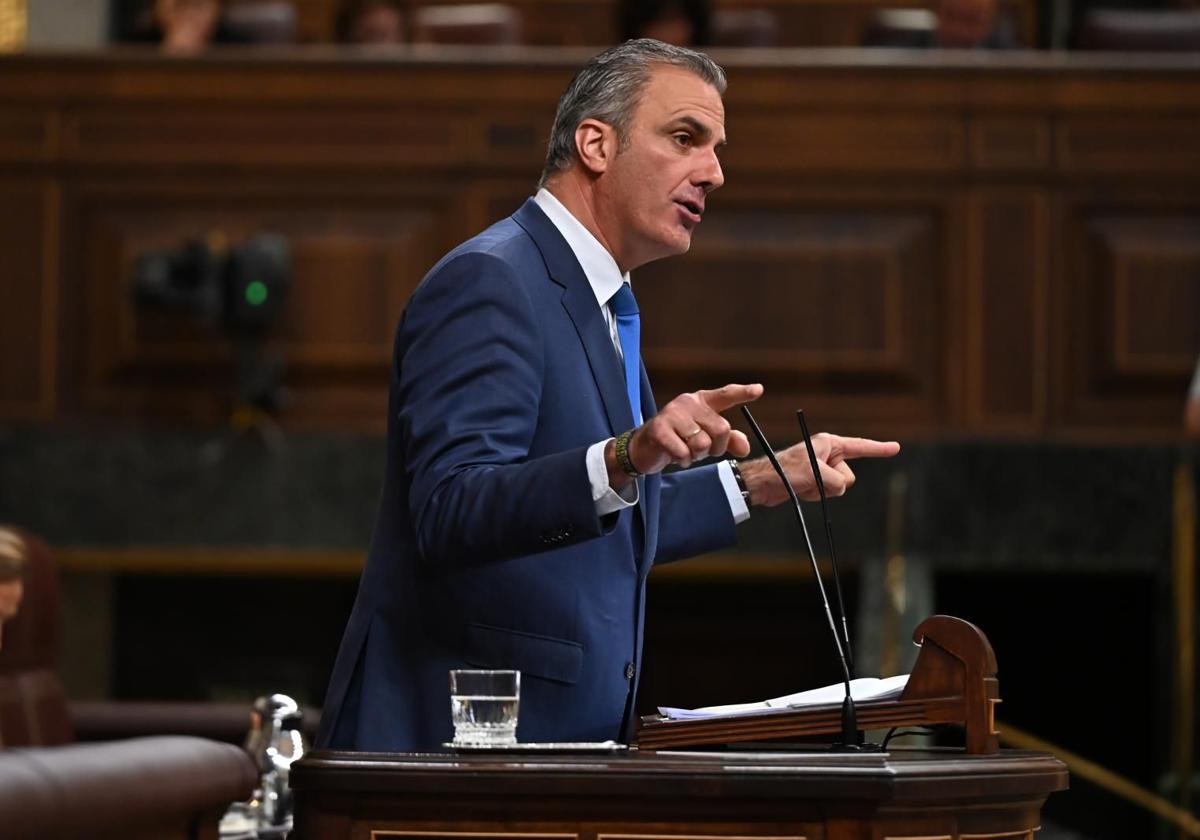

1078,10,1200,51
0,528,72,747
0,527,318,746
0,736,256,840
412,3,523,45
712,8,779,47
222,0,299,44
0,528,257,840
861,8,939,48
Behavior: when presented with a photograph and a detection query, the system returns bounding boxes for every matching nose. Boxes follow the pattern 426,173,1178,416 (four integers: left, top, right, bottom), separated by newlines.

695,148,724,193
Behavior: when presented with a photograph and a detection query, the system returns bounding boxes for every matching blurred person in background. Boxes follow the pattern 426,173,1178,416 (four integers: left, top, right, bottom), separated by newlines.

618,0,711,47
126,0,301,49
154,0,224,50
864,0,1016,49
1185,355,1200,437
127,0,247,50
0,528,27,651
936,0,1012,47
336,0,406,44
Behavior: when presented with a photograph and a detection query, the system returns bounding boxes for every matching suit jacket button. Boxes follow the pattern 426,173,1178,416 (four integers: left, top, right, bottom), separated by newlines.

624,662,635,680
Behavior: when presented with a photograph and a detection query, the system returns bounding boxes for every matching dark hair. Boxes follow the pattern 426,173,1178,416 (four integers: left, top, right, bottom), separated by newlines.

335,0,405,42
618,0,712,46
539,38,726,187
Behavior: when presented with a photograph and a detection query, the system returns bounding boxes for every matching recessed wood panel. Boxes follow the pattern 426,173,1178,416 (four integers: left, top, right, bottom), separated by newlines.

0,178,54,417
0,107,53,161
966,190,1048,428
727,116,964,173
1058,119,1200,174
639,201,945,433
1090,216,1200,380
1108,222,1200,375
969,118,1049,171
1056,204,1200,429
68,180,456,426
2,51,1200,436
641,210,926,372
599,834,806,840
372,832,577,840
64,106,470,168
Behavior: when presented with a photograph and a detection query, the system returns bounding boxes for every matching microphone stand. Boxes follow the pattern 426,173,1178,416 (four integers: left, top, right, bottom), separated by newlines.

739,406,876,752
797,410,854,676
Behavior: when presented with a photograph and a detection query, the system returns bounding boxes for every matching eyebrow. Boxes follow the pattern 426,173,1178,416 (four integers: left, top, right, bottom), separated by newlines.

674,116,727,148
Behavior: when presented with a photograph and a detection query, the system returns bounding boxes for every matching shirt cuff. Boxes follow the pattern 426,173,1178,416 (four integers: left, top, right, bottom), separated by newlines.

587,438,639,516
717,459,751,524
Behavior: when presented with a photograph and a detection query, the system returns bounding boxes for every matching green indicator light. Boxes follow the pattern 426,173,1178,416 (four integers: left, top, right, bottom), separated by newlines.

245,281,268,307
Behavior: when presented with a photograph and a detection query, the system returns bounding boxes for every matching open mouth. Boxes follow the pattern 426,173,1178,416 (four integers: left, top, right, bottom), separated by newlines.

674,199,703,223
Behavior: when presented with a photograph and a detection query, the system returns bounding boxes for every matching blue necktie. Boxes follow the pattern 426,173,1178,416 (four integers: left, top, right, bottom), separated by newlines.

610,284,642,425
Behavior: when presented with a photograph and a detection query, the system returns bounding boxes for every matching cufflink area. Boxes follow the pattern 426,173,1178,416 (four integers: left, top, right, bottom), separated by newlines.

539,525,575,545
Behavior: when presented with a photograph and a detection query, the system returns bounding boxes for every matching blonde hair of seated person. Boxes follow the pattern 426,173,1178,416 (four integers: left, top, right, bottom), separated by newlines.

1186,357,1200,437
0,527,27,650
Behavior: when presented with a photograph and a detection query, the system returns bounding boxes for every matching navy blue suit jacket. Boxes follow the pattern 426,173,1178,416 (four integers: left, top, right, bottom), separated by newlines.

316,199,737,752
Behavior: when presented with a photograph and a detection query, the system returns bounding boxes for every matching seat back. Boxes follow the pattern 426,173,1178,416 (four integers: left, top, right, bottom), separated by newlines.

1079,10,1200,51
861,8,938,47
223,0,300,44
0,529,72,747
712,8,779,47
412,4,522,45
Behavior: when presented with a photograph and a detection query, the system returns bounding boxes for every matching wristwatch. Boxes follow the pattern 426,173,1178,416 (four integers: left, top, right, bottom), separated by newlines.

727,459,750,504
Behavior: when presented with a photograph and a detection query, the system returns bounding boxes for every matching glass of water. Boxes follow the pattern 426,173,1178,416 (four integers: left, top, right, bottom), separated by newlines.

449,669,520,745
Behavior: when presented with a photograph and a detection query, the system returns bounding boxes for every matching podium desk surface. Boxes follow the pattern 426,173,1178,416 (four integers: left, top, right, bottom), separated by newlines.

290,748,1070,825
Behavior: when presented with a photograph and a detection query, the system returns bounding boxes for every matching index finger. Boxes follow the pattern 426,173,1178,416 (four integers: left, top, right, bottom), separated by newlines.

829,437,901,463
697,383,764,413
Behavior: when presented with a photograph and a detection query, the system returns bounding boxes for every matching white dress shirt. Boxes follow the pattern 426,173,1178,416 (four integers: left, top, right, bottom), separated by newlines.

532,189,749,523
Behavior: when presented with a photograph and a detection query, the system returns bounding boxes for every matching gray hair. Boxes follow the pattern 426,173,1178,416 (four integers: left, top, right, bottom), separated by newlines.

539,39,726,187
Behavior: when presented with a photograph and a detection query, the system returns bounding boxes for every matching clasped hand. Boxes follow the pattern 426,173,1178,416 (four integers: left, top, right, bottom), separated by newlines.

605,383,900,506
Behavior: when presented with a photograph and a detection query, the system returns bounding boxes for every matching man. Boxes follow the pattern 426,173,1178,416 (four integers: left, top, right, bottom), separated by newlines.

317,39,899,752
335,0,406,44
863,0,1015,49
935,0,1011,49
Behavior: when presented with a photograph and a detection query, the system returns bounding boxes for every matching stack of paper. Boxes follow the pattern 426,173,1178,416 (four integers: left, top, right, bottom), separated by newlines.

658,674,909,721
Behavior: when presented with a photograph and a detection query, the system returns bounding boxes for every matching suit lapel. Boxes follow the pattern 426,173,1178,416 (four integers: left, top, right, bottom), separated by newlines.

513,199,633,436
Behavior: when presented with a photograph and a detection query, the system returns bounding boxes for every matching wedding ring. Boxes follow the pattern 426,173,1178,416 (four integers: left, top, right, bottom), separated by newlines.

683,427,703,440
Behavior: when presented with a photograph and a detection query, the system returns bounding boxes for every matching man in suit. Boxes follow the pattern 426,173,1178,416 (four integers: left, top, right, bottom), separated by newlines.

317,39,900,752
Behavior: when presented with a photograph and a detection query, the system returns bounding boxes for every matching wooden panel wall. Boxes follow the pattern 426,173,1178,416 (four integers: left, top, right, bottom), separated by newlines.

1,50,1198,439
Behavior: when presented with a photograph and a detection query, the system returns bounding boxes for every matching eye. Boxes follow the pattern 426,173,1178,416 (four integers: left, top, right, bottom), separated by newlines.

673,132,692,148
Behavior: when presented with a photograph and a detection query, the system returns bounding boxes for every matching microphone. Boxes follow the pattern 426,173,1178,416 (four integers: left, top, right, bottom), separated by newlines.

797,409,854,676
739,406,867,751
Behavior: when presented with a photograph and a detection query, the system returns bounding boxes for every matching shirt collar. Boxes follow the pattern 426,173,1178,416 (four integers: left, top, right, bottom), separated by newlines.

534,188,630,308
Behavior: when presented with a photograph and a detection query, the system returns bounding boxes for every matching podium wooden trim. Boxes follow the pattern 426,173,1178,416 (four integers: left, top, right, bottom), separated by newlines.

635,615,1001,753
291,746,1068,840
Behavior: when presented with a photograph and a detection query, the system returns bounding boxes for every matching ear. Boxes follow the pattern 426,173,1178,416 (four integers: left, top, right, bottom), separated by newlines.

574,118,618,176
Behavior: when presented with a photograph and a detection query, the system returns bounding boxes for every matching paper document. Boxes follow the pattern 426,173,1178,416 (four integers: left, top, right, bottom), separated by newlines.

658,674,909,721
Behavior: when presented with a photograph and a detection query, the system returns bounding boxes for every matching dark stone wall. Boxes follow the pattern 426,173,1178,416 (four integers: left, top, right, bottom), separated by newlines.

0,422,1178,566
1,422,1193,840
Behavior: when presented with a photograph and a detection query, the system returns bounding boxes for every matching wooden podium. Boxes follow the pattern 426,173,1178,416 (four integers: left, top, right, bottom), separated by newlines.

292,616,1065,840
291,747,1067,840
637,615,1001,753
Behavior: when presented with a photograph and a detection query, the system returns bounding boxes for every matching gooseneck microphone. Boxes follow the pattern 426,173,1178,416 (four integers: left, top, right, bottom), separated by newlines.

797,409,854,676
739,406,865,750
